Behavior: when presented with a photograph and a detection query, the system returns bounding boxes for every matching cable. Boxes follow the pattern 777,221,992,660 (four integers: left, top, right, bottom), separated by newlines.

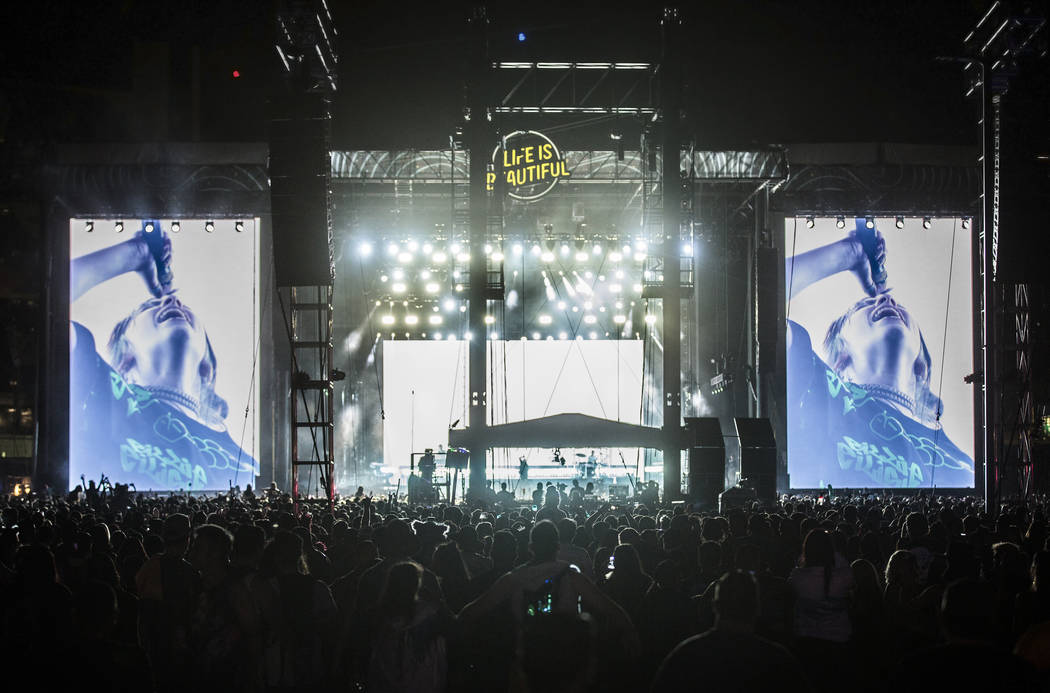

360,259,385,420
234,224,265,488
787,216,798,319
929,220,959,489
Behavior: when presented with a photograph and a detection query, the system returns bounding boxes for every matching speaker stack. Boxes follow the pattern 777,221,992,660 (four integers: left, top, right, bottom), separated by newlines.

685,417,725,508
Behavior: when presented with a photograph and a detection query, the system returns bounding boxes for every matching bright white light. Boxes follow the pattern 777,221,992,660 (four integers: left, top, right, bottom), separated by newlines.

622,244,632,254
614,314,626,324
634,239,647,251
450,243,461,254
583,301,593,310
541,251,555,263
490,332,499,340
532,332,541,340
359,242,373,257
381,314,395,325
425,282,440,294
432,251,448,263
506,289,519,308
464,332,473,341
615,301,623,309
521,335,528,341
598,306,606,312
633,283,643,293
645,314,657,325
616,269,625,279
545,285,556,300
593,243,603,254
589,331,598,339
392,282,406,293
532,244,542,255
387,243,399,256
484,244,492,255
513,243,523,255
584,270,594,279
398,252,413,263
491,251,505,262
572,306,579,312
392,268,405,280
457,252,471,263
459,305,466,312
584,314,597,324
455,284,464,292
610,251,623,262
380,274,389,283
547,336,555,341
404,314,419,325
560,244,570,256
420,270,431,280
610,284,622,293
443,299,456,311
422,243,433,254
634,251,647,261
484,315,495,324
453,270,460,279
575,251,588,262
428,314,443,325
407,240,419,251
558,332,568,340
447,334,457,341
433,332,442,340
557,301,567,310
538,314,552,325
682,242,692,256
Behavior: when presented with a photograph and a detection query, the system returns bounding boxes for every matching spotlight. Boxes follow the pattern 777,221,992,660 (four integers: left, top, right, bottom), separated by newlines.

235,220,244,232
681,242,692,256
170,220,180,233
387,243,399,256
531,243,542,255
895,216,905,229
491,251,505,262
533,332,541,340
407,240,419,251
589,331,598,339
864,217,875,229
484,244,493,255
805,216,815,229
490,332,499,340
575,251,588,262
538,315,552,325
404,315,419,325
517,31,526,42
835,216,845,229
381,314,395,325
432,251,448,263
144,221,155,233
392,282,406,293
115,221,124,232
398,252,413,263
583,314,597,324
558,332,568,340
85,221,93,232
359,242,373,257
541,251,555,263
443,298,455,311
423,243,434,255
484,315,495,325
961,217,970,229
609,251,623,262
425,282,440,294
613,314,626,324
645,314,658,325
205,221,214,232
922,217,932,229
513,243,523,255
428,315,443,325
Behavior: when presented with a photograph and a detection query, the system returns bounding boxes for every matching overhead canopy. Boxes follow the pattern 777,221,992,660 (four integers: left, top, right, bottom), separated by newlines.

448,413,683,450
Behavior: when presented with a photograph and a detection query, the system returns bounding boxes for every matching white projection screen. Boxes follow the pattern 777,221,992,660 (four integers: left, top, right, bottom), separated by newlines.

69,219,260,491
784,217,974,488
383,340,644,482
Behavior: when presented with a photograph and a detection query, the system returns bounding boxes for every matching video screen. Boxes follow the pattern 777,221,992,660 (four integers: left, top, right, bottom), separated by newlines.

69,219,260,491
784,217,974,488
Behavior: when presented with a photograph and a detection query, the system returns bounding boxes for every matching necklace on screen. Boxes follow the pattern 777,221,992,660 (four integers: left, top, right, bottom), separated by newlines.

144,386,201,415
858,383,915,413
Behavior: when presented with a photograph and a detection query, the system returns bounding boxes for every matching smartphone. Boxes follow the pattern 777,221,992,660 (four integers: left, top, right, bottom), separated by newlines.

607,555,615,571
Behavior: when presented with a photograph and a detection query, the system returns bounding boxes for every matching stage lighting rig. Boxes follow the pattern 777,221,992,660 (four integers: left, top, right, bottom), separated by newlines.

922,217,932,229
864,217,875,229
805,216,815,229
895,216,905,229
205,220,214,232
835,216,845,229
85,221,93,232
235,220,244,232
171,220,180,233
115,221,124,232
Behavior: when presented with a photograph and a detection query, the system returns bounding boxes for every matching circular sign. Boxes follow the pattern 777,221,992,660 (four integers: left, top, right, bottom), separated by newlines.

487,130,570,201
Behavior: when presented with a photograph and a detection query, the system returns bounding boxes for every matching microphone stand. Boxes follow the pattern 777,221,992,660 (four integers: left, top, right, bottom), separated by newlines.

618,452,638,496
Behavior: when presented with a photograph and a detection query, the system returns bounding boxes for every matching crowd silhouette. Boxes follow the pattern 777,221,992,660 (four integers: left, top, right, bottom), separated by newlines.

3,483,1050,692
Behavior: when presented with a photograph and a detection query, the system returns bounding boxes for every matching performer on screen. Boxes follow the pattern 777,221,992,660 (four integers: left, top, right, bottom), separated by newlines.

69,220,258,491
786,219,973,488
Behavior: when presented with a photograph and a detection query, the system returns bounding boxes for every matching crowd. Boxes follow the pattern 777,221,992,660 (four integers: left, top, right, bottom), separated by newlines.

3,482,1050,693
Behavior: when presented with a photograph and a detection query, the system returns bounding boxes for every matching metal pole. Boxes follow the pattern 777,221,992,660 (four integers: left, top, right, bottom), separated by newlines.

980,60,998,513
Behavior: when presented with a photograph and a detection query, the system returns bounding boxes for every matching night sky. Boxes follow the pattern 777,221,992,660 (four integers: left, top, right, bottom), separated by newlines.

0,0,989,149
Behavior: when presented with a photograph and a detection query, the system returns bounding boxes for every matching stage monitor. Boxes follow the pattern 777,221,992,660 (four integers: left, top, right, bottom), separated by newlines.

784,217,974,488
69,219,260,491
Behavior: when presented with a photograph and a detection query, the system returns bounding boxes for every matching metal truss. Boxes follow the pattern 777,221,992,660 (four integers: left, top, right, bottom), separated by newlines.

491,62,657,115
275,0,338,92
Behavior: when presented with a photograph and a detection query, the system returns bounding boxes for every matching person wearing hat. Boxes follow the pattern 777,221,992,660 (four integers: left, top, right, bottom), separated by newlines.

135,513,200,693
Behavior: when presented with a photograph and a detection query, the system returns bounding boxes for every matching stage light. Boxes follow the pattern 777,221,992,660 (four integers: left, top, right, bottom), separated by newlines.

533,332,541,340
561,243,570,256
429,314,443,325
484,244,493,255
584,314,597,324
420,270,431,280
433,332,442,340
385,243,398,256
425,282,440,294
380,274,389,282
634,251,647,262
805,216,815,229
484,315,495,324
423,243,433,255
835,216,845,229
115,221,124,232
589,331,598,339
432,251,448,263
571,306,579,312
541,251,555,263
232,69,241,78
521,336,528,341
405,314,419,325
455,284,464,292
457,252,471,263
443,299,455,311
539,314,552,325
392,282,406,293
490,332,499,340
145,221,155,233
559,332,568,340
634,239,647,252
450,243,461,254
398,252,413,263
645,314,658,325
392,268,405,280
922,217,932,229
864,217,875,229
447,334,457,341
895,216,905,229
205,221,214,232
546,285,556,300
609,251,623,262
615,300,624,309
359,241,373,257
407,240,419,251
381,314,395,325
622,244,632,254
513,243,523,255
632,283,643,293
492,251,505,262
464,332,473,341
962,217,970,229
593,243,603,255
85,221,93,232
575,251,588,262
235,220,244,232
532,243,542,255
614,314,626,324
170,221,180,233
518,31,526,42
682,242,692,256
583,300,593,310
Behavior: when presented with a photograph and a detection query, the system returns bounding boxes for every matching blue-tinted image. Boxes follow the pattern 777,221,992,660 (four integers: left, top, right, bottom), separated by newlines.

69,219,259,491
785,218,974,488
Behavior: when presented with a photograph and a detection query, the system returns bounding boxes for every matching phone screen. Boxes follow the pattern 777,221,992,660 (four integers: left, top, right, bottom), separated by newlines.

607,555,615,571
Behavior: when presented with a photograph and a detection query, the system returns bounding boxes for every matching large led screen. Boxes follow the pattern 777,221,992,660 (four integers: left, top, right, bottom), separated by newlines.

785,217,974,488
382,339,644,481
69,219,260,491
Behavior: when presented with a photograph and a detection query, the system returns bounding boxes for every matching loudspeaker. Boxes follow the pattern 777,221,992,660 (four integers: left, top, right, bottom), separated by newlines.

269,94,333,287
685,417,725,507
445,448,469,470
735,418,777,503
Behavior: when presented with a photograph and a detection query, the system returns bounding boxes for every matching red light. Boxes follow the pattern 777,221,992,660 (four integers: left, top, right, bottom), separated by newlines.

232,70,241,78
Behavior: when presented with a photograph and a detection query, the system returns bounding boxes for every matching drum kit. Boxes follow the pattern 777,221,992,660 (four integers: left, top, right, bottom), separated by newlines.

574,451,607,479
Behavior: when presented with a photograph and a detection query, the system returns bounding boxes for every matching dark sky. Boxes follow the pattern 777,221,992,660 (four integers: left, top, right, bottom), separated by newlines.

0,0,990,149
